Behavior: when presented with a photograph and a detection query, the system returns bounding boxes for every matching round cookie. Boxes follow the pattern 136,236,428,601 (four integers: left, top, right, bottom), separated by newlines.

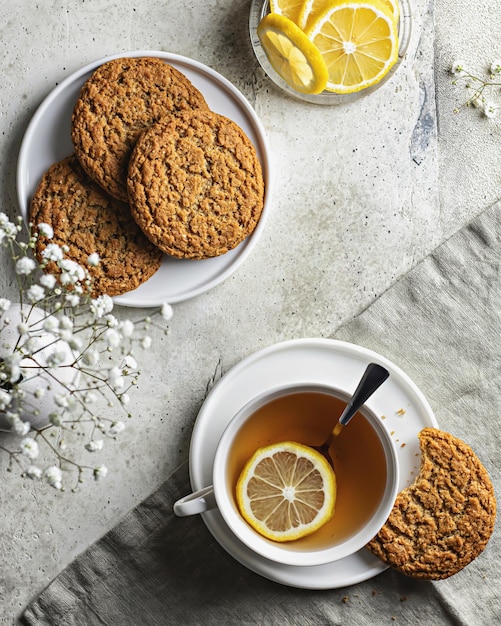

71,56,209,202
30,154,163,297
127,109,265,259
366,427,496,580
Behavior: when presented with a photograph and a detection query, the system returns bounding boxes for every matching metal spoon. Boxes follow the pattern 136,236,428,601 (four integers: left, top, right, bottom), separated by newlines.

312,362,390,467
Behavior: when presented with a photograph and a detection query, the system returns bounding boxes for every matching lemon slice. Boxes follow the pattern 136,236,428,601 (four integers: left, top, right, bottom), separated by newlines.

306,0,399,94
300,0,400,30
236,441,336,542
270,0,305,25
257,13,329,94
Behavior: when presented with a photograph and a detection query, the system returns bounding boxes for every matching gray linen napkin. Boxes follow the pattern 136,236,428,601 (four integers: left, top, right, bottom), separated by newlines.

21,201,501,625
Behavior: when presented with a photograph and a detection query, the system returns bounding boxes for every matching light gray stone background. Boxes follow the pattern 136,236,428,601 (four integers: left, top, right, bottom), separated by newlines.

0,0,499,621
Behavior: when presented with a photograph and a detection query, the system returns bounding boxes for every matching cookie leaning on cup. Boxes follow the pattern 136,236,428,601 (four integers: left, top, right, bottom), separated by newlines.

30,154,163,297
127,108,265,259
71,56,209,202
366,427,496,579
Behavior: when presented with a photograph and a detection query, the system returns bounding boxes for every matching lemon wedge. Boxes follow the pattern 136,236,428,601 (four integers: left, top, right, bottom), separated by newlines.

236,441,336,542
306,0,399,94
257,13,329,94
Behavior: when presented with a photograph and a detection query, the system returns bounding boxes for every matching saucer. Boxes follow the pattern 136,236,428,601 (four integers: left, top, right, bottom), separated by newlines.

189,338,438,589
17,50,272,307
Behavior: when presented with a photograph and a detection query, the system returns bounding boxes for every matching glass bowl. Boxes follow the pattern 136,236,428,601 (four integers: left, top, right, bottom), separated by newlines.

249,0,412,105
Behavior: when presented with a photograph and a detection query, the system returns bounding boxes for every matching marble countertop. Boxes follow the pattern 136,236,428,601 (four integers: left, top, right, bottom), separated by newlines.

0,0,499,620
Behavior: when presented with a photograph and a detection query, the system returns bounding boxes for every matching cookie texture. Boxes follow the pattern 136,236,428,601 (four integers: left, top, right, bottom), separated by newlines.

71,56,208,201
30,154,163,297
127,109,265,259
366,427,496,579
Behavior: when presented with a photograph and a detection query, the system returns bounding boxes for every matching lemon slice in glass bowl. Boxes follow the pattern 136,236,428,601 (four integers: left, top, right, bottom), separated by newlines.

306,0,399,94
299,0,400,31
236,441,337,542
257,13,329,94
269,0,305,24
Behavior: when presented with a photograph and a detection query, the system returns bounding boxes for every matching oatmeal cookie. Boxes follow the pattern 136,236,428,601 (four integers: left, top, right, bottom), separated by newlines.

30,154,163,297
127,109,265,259
71,56,208,201
366,427,496,579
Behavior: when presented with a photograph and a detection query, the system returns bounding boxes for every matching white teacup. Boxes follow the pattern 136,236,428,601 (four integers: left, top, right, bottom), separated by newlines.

174,383,399,567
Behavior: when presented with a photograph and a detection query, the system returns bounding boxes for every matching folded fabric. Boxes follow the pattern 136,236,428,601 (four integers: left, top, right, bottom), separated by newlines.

21,200,500,625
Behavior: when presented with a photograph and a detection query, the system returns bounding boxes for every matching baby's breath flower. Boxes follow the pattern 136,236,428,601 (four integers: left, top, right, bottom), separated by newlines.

161,303,173,321
107,366,125,391
93,465,108,481
0,297,11,312
39,273,56,289
490,60,501,75
38,223,54,238
58,315,73,330
46,346,70,367
68,335,83,351
109,421,125,435
25,465,43,479
58,259,86,285
90,295,113,319
124,355,138,370
483,101,498,118
26,284,45,302
82,349,99,367
54,393,69,408
451,60,466,76
43,316,59,332
104,328,120,348
83,391,97,405
45,466,63,490
0,389,12,410
42,243,64,262
105,314,119,328
49,412,63,427
87,252,100,266
120,394,130,406
141,336,152,349
2,221,18,241
20,438,39,459
120,319,135,338
34,387,45,399
64,293,80,307
17,322,29,335
85,439,104,452
15,257,36,275
12,419,30,436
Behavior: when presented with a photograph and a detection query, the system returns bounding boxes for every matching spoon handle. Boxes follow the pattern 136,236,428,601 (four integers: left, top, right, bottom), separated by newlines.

338,362,389,426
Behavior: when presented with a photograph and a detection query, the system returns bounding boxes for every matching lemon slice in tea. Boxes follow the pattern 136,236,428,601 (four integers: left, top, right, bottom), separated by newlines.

257,13,329,94
236,441,336,542
306,0,399,94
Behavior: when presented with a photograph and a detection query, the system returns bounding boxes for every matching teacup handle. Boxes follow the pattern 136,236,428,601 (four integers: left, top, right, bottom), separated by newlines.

173,485,217,516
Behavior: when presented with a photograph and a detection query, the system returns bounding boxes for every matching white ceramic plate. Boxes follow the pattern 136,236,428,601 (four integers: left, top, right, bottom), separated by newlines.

189,338,438,589
17,50,272,307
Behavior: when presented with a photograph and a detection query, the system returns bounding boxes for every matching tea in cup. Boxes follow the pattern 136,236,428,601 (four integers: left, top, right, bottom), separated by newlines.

174,383,399,567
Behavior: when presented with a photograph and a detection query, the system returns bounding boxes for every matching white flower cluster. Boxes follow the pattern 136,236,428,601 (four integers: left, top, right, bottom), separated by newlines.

0,212,173,492
450,59,501,118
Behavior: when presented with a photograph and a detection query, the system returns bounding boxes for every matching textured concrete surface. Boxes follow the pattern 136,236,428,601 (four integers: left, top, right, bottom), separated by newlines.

0,0,499,620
